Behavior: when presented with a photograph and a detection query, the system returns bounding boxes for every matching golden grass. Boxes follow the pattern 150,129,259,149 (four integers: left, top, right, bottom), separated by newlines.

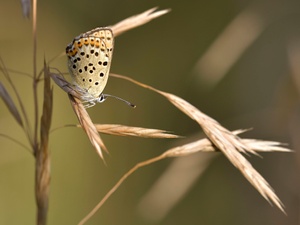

35,62,52,225
49,8,291,224
93,124,180,138
78,74,290,224
0,4,291,225
111,7,170,36
69,94,108,159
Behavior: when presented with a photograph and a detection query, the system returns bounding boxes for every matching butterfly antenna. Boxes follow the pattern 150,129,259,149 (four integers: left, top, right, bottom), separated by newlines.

101,94,136,108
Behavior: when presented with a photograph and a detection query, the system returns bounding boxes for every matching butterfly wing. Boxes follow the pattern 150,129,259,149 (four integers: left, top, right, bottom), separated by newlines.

66,28,114,101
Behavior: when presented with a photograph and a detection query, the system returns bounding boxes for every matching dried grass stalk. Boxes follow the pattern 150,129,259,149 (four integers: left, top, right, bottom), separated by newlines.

93,124,179,138
111,7,170,36
79,126,290,224
164,130,291,157
35,63,52,225
69,94,108,160
110,73,286,213
78,152,166,225
156,94,285,212
48,8,289,222
242,139,290,153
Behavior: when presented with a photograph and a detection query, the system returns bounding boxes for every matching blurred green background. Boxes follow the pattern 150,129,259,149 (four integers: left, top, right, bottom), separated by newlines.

0,0,299,224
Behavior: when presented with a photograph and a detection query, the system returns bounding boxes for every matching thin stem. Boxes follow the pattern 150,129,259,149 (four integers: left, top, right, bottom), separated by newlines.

0,133,32,153
0,66,33,79
78,154,166,225
32,0,38,155
33,0,37,80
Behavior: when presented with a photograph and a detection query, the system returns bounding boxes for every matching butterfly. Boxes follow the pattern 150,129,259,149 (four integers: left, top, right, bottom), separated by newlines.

66,27,114,108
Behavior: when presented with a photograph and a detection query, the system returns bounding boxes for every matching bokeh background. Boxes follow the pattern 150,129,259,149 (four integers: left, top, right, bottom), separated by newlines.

0,0,299,224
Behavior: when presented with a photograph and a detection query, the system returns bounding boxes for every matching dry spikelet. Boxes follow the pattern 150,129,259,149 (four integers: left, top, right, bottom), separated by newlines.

69,94,108,160
164,130,291,157
111,7,170,36
110,73,287,213
35,62,52,225
157,93,286,212
79,126,290,224
93,124,180,138
242,139,291,153
138,131,290,222
137,133,290,222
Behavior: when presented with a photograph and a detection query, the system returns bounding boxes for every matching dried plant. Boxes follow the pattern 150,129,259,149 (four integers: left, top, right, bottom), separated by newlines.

77,75,290,224
51,7,171,160
1,0,52,224
0,2,291,225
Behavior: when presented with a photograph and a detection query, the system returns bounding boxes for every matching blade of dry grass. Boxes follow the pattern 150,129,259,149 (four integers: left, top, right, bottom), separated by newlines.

110,73,287,213
0,82,23,126
163,132,291,157
35,62,52,225
154,94,285,212
137,135,290,222
111,7,170,37
54,8,169,58
79,126,289,224
69,94,108,160
93,124,180,138
242,139,290,153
